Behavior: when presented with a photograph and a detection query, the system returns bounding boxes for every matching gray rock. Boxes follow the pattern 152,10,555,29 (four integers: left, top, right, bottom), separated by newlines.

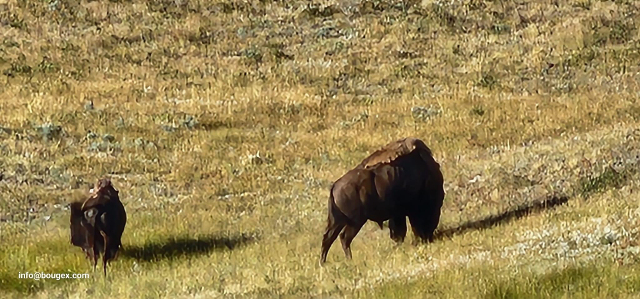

84,101,94,111
36,122,63,141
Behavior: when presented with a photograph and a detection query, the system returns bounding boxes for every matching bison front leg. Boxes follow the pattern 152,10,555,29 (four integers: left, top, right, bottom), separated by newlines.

388,216,407,244
408,216,424,245
339,222,364,260
408,208,441,244
424,207,441,243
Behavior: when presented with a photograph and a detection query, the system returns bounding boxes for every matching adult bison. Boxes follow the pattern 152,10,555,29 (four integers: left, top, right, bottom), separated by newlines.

320,137,444,264
70,178,127,276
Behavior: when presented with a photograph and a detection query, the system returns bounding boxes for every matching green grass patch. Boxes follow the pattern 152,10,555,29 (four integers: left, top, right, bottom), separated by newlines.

486,263,640,299
363,260,640,299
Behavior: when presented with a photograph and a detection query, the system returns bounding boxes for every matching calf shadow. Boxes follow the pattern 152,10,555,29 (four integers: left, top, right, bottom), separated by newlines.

122,232,258,262
434,194,570,241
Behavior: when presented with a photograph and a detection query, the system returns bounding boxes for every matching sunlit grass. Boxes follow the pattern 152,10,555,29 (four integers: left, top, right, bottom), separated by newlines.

1,0,640,297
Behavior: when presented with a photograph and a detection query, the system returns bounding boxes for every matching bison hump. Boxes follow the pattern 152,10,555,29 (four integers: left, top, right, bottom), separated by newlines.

359,137,433,169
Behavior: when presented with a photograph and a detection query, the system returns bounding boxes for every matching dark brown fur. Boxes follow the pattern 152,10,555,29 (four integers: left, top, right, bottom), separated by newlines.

320,138,444,264
70,178,127,276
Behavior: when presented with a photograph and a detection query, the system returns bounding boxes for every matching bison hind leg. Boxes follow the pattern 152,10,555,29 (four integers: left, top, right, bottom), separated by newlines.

100,231,110,277
339,222,364,260
91,245,100,273
320,222,345,265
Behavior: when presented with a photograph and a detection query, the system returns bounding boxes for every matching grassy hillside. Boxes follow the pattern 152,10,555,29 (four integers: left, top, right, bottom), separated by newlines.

1,0,640,297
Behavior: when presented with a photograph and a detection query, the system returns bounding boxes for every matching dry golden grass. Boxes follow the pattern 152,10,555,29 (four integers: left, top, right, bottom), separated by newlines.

1,0,640,297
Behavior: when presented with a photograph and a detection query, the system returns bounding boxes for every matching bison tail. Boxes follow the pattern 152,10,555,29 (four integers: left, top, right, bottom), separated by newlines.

327,185,347,225
70,202,90,248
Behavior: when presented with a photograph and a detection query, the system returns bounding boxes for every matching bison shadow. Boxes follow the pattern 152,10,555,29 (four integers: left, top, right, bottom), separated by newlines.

122,233,258,262
435,195,570,241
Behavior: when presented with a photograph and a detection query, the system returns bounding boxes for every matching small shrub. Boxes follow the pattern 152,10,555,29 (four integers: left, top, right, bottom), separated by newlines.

578,166,632,197
491,23,511,35
478,73,499,90
35,122,63,141
412,106,442,121
470,106,485,117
